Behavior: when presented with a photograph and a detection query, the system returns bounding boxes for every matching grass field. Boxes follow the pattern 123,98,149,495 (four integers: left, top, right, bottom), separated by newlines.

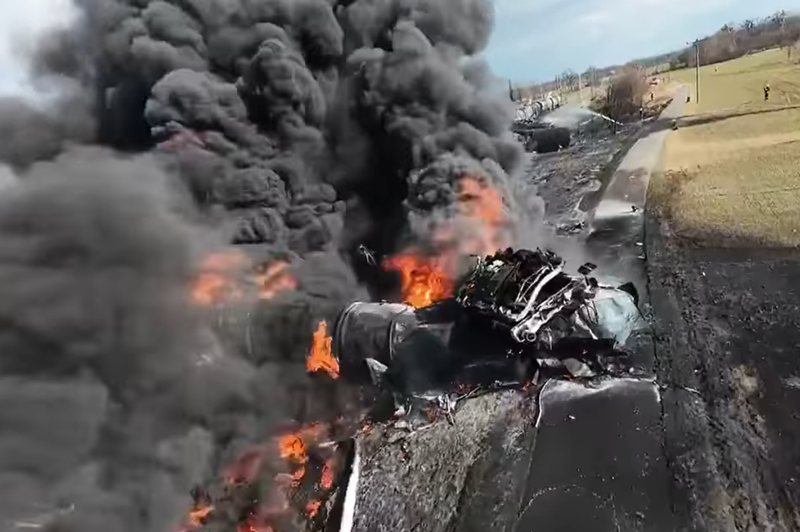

650,47,800,246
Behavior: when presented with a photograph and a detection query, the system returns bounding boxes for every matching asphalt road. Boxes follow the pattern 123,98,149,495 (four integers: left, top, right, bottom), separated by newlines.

513,88,691,532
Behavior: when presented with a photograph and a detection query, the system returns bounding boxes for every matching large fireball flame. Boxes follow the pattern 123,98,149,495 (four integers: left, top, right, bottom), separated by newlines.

384,175,508,308
306,321,340,379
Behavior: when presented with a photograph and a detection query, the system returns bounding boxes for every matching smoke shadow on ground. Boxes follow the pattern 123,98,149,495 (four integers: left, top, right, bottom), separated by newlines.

675,103,800,129
645,207,800,532
648,219,800,257
577,137,646,214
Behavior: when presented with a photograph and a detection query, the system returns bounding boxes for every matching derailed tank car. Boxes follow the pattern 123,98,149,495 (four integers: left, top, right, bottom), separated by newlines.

513,92,563,125
512,92,568,153
512,123,571,153
331,248,642,399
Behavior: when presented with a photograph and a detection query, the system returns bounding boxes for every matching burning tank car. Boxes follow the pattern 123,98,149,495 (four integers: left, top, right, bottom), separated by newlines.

334,247,644,413
190,248,645,532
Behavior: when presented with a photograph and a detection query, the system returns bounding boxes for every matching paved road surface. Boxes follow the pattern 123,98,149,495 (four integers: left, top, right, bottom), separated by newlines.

514,87,690,532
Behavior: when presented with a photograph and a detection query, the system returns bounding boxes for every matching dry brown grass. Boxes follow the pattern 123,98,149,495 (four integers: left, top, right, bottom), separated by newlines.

651,48,800,246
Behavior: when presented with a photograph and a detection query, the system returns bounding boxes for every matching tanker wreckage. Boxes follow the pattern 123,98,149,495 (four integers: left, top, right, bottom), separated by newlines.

338,246,643,411
191,247,645,532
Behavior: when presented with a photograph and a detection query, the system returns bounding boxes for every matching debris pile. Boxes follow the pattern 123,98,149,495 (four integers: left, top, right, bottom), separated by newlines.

334,247,641,427
180,245,643,532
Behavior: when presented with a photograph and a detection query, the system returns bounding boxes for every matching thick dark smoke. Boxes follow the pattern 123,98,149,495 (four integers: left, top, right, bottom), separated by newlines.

0,0,539,530
0,149,254,531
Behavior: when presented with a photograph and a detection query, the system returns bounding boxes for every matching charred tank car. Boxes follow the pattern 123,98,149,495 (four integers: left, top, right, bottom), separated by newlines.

330,248,641,403
511,123,571,153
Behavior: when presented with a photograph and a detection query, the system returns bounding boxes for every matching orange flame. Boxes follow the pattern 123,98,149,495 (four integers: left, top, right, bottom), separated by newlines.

321,459,334,490
383,252,454,308
306,500,322,519
384,175,508,308
182,422,337,532
256,262,298,300
191,251,247,306
190,251,296,306
236,517,274,532
187,505,214,527
455,175,507,255
223,447,267,486
278,433,308,484
306,321,340,378
178,501,214,532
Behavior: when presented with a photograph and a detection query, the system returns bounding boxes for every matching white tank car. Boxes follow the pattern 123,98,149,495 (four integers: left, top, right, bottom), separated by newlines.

515,99,528,121
523,104,535,120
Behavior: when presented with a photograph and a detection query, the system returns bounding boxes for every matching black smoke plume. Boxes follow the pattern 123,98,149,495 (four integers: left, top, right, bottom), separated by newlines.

0,0,538,530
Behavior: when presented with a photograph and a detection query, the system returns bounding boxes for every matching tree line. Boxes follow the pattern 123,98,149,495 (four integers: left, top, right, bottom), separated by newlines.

669,10,800,68
512,9,800,102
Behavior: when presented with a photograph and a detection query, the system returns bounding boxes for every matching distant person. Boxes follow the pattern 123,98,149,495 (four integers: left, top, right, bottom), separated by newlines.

650,92,654,102
764,83,771,102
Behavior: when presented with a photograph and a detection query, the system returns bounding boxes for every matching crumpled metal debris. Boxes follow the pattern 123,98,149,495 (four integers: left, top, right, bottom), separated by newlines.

357,244,377,266
455,248,598,344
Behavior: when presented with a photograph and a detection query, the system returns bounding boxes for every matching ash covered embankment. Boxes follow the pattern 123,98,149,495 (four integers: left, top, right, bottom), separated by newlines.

522,119,642,235
0,1,547,531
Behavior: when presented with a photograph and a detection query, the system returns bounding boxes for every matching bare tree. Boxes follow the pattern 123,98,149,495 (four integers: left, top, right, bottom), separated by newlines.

772,10,787,29
559,69,579,91
604,68,647,121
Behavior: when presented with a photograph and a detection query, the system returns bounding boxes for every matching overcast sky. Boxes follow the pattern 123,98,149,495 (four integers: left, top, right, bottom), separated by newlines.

0,0,794,95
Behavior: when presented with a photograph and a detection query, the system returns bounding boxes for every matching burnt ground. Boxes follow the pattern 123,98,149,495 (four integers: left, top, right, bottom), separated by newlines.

525,121,642,232
646,213,800,531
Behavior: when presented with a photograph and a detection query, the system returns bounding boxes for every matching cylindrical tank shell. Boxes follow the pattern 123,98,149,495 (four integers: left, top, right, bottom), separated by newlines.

332,302,416,382
523,105,534,120
531,127,571,153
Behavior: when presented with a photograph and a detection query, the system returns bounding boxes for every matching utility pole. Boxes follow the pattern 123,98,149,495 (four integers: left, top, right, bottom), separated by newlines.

695,42,700,104
688,40,700,104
